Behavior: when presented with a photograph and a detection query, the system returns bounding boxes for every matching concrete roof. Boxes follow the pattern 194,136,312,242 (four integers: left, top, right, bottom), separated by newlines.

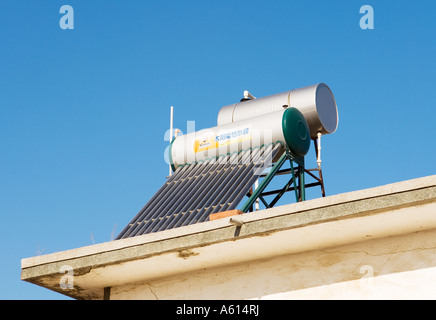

21,175,436,300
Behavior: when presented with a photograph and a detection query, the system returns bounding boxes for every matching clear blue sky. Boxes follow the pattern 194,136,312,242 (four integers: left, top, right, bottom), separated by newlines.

1,1,435,299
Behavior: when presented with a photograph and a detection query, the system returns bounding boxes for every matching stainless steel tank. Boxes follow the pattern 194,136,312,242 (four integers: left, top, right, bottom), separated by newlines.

217,83,338,139
169,108,310,170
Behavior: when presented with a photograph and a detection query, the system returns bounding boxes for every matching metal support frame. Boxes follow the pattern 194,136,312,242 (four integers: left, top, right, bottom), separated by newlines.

241,149,306,213
259,139,326,198
241,139,327,213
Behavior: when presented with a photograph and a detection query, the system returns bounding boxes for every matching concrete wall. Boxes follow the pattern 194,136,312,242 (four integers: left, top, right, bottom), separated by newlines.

110,227,436,300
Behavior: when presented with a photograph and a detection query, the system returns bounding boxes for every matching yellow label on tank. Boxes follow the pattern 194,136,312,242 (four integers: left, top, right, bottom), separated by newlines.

194,127,251,153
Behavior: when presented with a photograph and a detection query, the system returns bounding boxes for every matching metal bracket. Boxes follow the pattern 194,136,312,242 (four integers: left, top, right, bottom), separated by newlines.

241,149,306,213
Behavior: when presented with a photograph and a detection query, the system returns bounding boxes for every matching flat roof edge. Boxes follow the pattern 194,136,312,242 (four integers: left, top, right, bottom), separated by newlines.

21,175,436,276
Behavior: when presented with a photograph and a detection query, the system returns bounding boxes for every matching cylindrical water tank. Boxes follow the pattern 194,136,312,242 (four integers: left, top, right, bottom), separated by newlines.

169,108,310,170
217,83,338,139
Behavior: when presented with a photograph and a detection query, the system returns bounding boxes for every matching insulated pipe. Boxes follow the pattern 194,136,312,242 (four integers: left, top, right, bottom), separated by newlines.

317,132,322,169
169,106,174,176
